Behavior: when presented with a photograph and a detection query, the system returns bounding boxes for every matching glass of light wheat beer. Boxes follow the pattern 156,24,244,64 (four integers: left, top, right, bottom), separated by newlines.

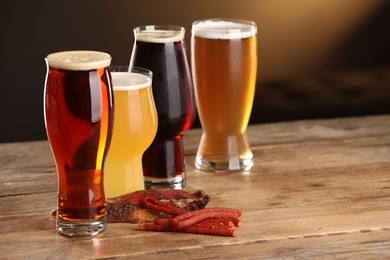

191,19,257,172
104,66,157,198
44,50,113,236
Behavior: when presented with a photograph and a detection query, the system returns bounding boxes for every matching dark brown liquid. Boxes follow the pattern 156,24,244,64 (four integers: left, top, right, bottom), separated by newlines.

141,135,184,180
130,39,195,179
45,67,113,220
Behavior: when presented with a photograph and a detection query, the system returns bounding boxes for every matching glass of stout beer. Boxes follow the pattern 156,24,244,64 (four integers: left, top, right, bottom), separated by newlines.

191,19,257,172
130,25,195,189
44,50,113,236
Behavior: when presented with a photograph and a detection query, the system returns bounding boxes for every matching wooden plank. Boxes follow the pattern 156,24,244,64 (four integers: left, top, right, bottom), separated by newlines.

1,161,389,258
0,167,56,196
1,217,389,259
120,230,390,259
0,141,53,170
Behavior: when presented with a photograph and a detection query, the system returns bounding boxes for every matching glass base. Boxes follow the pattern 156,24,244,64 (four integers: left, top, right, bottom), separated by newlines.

195,155,253,172
144,172,186,190
57,217,107,237
195,133,253,172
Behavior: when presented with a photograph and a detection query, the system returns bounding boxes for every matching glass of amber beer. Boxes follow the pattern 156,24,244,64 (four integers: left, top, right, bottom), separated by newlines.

130,25,195,189
191,19,257,172
44,50,113,236
104,66,158,198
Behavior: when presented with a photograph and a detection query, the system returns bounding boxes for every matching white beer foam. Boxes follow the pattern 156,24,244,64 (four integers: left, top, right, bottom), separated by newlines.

46,50,111,71
136,29,184,43
193,20,256,39
111,72,151,91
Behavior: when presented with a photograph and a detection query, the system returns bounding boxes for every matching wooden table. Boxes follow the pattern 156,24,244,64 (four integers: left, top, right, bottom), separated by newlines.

1,115,390,259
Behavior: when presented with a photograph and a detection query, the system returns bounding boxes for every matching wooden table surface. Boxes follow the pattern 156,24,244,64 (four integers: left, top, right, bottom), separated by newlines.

1,115,390,259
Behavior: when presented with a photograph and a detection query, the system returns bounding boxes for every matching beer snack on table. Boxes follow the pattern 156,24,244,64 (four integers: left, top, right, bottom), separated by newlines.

137,200,242,237
108,189,242,237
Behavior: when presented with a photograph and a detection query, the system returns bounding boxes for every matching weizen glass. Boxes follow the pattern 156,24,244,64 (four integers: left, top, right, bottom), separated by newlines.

191,19,257,172
130,25,195,189
44,50,114,236
104,66,158,198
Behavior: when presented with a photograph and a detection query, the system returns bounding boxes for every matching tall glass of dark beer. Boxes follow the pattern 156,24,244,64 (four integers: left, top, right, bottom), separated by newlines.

130,25,195,189
191,19,257,172
44,50,113,236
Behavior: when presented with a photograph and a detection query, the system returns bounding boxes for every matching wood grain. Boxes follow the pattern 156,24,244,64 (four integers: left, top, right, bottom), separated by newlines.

1,115,390,259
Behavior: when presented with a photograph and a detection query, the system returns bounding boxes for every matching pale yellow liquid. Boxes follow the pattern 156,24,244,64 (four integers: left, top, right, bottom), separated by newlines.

104,72,157,198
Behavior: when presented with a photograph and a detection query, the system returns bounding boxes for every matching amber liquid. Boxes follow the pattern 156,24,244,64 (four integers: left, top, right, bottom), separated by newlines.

44,67,113,220
192,35,257,165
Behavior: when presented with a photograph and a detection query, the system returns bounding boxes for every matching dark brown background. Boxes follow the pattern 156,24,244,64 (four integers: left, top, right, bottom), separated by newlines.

1,0,389,142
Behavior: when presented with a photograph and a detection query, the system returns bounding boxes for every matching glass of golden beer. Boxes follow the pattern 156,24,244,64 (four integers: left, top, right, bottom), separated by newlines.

191,18,257,172
44,50,113,236
104,66,158,198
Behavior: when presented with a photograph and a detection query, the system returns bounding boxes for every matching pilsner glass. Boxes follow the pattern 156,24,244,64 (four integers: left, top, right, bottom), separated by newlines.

130,25,195,189
191,19,257,172
44,50,113,236
104,66,157,198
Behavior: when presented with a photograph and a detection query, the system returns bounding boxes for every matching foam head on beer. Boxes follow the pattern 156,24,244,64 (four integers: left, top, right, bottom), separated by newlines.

135,26,185,43
46,50,111,71
192,19,257,39
111,72,151,91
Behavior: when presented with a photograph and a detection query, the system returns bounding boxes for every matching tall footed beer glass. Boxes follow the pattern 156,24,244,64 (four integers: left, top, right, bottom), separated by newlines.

130,25,195,189
191,19,257,171
44,51,113,236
